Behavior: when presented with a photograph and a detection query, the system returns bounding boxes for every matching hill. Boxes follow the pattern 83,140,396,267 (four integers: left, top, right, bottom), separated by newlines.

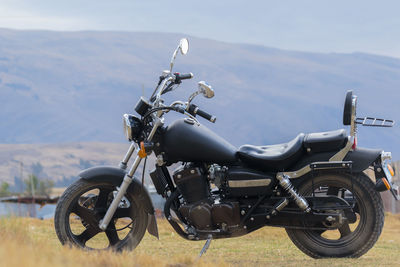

0,29,399,157
0,142,129,186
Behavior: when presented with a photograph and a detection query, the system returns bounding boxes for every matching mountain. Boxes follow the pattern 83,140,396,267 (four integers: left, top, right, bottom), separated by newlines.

0,29,399,158
0,142,128,186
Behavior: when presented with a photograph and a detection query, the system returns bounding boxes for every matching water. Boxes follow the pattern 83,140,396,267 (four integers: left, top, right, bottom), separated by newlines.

0,193,164,219
0,202,56,219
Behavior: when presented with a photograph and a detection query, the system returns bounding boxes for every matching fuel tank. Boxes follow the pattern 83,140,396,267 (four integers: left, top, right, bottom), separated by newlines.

161,119,237,164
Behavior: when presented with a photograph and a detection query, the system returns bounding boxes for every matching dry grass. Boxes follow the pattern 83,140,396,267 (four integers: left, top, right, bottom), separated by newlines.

0,214,399,267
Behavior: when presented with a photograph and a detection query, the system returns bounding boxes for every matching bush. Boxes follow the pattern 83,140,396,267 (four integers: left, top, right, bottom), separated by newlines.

0,181,10,197
24,174,54,197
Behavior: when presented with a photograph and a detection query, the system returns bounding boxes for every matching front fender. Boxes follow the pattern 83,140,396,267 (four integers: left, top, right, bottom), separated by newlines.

79,166,159,239
344,147,382,172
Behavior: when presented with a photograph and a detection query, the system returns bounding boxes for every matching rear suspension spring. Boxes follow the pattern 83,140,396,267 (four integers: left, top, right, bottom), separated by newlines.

277,174,311,212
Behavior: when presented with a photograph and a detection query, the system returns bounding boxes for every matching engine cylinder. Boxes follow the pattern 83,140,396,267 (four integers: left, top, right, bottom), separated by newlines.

173,166,209,203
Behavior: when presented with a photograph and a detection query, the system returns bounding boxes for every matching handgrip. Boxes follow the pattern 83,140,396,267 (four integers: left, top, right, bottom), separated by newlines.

187,104,216,123
174,72,193,83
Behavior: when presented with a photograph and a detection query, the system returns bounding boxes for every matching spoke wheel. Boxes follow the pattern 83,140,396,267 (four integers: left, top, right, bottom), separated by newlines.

286,172,384,258
55,179,148,251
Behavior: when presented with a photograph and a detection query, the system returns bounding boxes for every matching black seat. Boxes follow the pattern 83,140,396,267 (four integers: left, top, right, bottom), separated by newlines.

237,129,348,172
237,133,305,171
303,129,347,153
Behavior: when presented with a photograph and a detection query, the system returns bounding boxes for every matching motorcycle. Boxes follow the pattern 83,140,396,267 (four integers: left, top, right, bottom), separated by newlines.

54,38,399,258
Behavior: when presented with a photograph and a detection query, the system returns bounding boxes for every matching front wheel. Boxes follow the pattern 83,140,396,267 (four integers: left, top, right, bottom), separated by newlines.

286,172,384,258
54,179,148,251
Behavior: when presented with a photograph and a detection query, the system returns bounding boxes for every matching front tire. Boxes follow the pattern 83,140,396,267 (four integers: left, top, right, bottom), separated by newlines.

286,172,384,258
54,179,148,251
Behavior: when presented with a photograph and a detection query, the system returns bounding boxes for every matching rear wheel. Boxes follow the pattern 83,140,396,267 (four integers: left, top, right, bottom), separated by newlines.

54,179,148,251
286,172,384,258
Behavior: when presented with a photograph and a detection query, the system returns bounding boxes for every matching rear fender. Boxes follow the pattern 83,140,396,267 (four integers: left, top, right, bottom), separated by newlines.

343,147,382,172
290,147,382,188
79,166,159,239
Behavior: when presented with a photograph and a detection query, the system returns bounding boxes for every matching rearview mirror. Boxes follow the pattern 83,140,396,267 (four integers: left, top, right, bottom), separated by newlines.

179,38,189,55
198,81,214,98
170,38,189,71
187,81,215,104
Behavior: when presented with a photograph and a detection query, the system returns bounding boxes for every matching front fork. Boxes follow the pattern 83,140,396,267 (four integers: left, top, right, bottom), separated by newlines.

99,117,163,231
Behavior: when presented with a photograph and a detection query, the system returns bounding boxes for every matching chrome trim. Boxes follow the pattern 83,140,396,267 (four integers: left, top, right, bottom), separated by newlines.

198,81,215,98
278,159,353,180
350,95,358,137
277,174,310,212
381,151,392,162
119,143,136,169
156,154,165,166
228,179,271,188
187,81,215,104
154,76,174,106
278,164,311,179
329,136,354,161
99,173,135,230
148,117,164,140
100,114,164,231
187,90,201,104
381,151,393,183
123,114,133,141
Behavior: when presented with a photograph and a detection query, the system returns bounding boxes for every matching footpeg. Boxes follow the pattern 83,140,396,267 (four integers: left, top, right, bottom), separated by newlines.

277,174,311,212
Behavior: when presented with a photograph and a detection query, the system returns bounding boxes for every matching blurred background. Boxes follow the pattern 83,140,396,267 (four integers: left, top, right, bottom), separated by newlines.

0,0,399,216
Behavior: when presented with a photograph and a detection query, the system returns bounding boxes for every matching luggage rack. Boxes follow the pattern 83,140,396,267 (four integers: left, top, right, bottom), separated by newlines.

355,117,395,127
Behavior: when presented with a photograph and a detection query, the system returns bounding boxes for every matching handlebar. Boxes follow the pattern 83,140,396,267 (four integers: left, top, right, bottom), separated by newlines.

174,72,193,83
187,104,216,123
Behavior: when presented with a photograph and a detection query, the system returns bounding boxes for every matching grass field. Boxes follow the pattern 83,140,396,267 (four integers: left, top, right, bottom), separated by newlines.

0,214,399,267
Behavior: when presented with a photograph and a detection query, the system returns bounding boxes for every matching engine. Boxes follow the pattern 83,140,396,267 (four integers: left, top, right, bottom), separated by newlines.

172,164,275,231
173,165,240,230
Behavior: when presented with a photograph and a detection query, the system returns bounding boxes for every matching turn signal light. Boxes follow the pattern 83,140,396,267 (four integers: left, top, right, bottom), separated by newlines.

138,141,147,158
375,177,392,192
387,164,395,176
382,178,391,190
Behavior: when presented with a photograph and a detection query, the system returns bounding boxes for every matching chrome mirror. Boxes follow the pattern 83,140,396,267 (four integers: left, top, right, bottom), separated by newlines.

198,81,214,98
179,38,189,55
170,38,189,71
188,81,215,104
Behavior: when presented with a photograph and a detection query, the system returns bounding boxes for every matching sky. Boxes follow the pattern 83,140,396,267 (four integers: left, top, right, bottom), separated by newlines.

0,0,399,58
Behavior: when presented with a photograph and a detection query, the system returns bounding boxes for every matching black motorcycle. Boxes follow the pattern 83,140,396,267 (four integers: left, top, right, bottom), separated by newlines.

55,38,399,258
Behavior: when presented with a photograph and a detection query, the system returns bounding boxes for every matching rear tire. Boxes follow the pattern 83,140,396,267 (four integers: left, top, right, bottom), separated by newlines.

286,172,384,258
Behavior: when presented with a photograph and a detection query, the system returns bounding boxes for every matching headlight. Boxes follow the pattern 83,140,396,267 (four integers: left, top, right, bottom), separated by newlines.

123,114,142,141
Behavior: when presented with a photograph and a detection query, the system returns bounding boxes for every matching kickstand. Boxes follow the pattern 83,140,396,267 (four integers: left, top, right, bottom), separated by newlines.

198,234,213,258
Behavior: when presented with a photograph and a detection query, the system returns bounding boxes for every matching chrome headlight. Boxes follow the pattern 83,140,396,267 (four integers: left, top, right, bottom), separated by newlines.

122,114,142,141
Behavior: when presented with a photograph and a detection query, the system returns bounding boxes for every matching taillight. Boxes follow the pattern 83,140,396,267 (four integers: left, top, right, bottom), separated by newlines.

352,136,357,150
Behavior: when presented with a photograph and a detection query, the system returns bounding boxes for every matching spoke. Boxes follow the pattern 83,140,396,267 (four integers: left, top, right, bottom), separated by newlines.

113,208,133,219
326,186,340,196
105,222,120,246
75,226,100,245
314,229,326,236
95,188,112,210
339,222,351,238
72,204,97,225
353,202,360,213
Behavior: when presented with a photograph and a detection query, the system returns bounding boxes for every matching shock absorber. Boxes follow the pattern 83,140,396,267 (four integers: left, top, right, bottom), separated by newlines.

277,174,311,212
